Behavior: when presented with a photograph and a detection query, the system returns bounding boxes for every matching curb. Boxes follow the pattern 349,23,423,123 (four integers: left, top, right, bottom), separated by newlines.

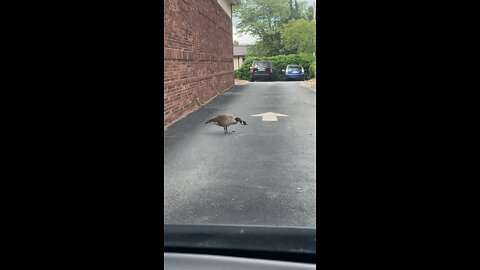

299,80,316,93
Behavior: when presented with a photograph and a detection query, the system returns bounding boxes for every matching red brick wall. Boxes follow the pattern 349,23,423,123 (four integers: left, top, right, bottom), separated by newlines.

164,0,235,127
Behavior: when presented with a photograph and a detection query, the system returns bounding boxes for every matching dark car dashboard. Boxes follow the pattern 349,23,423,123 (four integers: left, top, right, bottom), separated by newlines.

164,224,316,270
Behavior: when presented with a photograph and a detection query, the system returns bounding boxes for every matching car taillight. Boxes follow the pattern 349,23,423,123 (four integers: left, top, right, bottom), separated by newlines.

268,67,273,73
301,68,304,73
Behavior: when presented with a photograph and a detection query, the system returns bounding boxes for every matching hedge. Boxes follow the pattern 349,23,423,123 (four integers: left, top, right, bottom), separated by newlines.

235,53,316,81
309,60,316,78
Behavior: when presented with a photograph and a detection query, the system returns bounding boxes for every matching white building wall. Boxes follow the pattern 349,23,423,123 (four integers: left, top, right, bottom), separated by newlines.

233,57,244,70
234,57,239,70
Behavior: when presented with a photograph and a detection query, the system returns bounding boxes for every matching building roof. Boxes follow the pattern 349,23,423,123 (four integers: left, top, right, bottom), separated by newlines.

233,46,248,56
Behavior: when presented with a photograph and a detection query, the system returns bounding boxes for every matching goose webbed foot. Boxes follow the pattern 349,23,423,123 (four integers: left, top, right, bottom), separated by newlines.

224,126,235,134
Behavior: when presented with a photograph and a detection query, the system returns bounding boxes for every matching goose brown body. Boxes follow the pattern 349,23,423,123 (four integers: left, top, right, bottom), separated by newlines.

205,114,247,134
206,114,238,127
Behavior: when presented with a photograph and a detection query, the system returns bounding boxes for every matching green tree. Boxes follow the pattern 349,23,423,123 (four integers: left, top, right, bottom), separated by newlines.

233,40,240,46
233,0,312,56
233,0,290,56
281,19,316,54
306,6,314,20
288,0,299,20
246,39,295,56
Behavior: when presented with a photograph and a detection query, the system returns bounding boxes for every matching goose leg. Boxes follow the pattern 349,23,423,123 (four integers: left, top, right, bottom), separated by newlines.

224,126,227,134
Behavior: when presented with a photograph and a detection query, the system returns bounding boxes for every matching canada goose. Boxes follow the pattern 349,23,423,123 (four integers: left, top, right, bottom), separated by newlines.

205,114,247,134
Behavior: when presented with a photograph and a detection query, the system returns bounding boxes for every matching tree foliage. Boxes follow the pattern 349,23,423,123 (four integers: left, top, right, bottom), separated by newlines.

233,0,312,56
281,19,316,54
306,6,314,21
233,0,289,56
287,0,310,21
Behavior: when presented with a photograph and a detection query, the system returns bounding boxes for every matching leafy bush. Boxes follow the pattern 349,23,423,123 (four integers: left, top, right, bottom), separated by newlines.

309,61,316,78
236,53,316,81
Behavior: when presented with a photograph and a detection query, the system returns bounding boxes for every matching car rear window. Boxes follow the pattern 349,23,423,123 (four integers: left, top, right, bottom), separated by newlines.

254,61,272,68
287,65,302,71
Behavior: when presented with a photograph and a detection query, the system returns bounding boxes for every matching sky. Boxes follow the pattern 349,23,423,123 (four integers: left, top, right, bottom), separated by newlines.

232,0,315,45
232,18,257,45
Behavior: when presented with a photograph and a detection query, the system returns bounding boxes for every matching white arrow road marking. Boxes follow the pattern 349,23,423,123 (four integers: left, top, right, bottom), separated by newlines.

251,112,289,121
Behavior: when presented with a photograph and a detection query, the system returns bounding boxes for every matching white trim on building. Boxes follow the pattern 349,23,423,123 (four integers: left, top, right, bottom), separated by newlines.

217,0,241,18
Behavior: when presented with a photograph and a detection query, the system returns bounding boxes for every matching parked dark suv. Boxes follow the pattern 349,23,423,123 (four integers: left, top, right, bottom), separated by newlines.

249,61,274,82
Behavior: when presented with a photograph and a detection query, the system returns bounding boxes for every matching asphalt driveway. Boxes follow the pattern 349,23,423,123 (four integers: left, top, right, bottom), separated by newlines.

164,81,316,227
